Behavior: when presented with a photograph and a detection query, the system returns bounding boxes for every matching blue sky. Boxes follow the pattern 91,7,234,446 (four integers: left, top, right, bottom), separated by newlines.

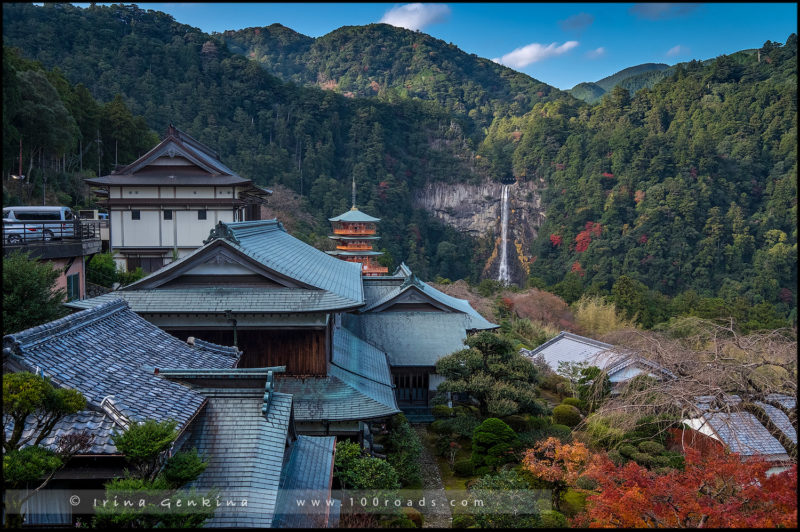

77,3,797,89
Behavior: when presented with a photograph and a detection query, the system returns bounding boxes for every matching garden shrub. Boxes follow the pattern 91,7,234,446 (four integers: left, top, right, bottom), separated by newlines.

528,416,550,430
385,416,422,487
631,452,654,467
618,443,637,458
453,460,474,477
560,397,581,408
430,419,451,435
539,509,568,528
471,418,518,471
502,414,529,433
432,405,454,418
638,440,665,455
552,404,581,427
451,514,476,528
662,450,685,470
650,455,672,468
384,516,416,528
402,507,424,528
546,424,572,442
448,415,480,438
575,475,598,490
559,489,589,517
606,449,625,466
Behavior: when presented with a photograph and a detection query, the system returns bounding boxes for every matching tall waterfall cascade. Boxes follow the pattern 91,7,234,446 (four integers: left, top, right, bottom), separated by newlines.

497,184,511,284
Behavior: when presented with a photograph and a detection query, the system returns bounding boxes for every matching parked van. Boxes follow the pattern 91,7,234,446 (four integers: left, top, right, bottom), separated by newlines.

2,206,76,241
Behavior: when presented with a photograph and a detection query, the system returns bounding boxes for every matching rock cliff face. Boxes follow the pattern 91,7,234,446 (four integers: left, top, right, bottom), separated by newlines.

413,179,547,285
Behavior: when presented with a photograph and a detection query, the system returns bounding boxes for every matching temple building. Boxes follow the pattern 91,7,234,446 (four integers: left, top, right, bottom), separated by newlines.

85,125,271,274
325,182,388,276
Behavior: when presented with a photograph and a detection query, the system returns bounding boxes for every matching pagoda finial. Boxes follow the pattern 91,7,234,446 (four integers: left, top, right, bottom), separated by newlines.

351,175,357,210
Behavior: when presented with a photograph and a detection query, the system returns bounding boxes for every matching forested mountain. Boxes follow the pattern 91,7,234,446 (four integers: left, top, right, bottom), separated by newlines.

2,3,796,330
480,36,797,327
219,22,566,134
570,63,670,104
2,2,485,282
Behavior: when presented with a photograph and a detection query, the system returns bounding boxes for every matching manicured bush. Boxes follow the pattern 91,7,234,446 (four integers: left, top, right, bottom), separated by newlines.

453,460,474,477
430,419,451,435
618,444,637,458
471,418,518,471
575,475,598,490
528,416,550,430
650,455,672,468
546,424,572,442
539,509,568,528
432,404,454,418
503,414,529,433
402,507,424,528
552,404,581,427
559,488,589,517
386,415,422,487
638,440,665,455
661,450,685,470
560,397,581,408
451,514,476,528
631,452,654,467
448,415,480,438
606,449,625,466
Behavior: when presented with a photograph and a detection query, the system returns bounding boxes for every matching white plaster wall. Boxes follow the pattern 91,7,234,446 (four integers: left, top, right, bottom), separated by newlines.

123,210,160,247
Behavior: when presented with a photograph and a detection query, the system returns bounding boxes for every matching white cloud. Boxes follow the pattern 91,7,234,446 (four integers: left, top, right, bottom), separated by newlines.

379,3,451,31
665,44,689,57
492,41,579,68
586,47,606,59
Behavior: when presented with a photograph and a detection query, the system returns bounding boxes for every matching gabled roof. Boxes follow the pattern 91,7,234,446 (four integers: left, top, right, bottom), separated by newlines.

65,287,361,314
521,331,617,370
110,220,364,308
361,270,496,330
273,435,337,529
3,299,239,455
275,375,399,422
604,354,676,382
328,207,380,223
692,394,797,458
183,388,294,528
86,124,252,187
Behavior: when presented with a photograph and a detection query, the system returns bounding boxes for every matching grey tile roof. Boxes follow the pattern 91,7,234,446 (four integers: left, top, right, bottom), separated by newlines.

521,331,617,370
342,312,472,367
6,409,119,455
184,391,293,528
361,272,496,330
332,326,393,386
275,376,399,421
273,435,337,529
694,394,797,458
3,299,238,454
362,277,405,307
65,287,360,314
328,208,381,222
603,354,676,382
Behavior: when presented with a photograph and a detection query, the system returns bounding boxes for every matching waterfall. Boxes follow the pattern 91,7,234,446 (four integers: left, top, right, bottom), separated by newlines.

497,184,511,284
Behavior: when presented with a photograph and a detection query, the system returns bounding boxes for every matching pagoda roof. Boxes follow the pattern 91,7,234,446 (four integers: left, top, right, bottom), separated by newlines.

114,220,364,307
85,124,264,190
327,235,380,240
326,250,384,257
328,207,381,223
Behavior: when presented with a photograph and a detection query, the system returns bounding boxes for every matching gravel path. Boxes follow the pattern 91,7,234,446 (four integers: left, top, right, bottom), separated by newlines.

412,424,453,528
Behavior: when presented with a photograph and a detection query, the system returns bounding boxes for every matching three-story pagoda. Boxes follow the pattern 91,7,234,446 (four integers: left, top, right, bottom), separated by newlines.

327,206,388,276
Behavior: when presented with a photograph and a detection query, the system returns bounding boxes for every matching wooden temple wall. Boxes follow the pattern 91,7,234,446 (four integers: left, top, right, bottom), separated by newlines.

166,328,328,376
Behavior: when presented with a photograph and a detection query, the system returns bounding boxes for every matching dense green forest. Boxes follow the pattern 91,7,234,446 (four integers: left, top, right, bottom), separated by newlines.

480,37,797,328
571,63,671,104
2,2,485,283
2,3,796,331
219,22,566,135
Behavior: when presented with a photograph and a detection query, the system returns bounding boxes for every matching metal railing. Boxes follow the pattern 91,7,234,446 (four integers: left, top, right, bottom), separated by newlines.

3,219,103,246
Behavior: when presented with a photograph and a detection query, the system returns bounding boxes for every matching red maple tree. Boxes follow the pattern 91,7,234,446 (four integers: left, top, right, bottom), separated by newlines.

550,234,563,247
575,449,798,528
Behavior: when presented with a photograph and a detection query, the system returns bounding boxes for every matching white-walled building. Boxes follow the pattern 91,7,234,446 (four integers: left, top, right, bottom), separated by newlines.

86,125,271,273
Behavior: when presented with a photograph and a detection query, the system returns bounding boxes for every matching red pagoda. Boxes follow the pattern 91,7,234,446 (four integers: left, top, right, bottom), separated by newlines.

327,182,388,276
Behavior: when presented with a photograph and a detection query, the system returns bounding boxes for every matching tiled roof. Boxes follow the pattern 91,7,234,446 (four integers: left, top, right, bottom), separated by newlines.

332,326,393,386
275,376,399,421
603,354,676,382
342,312,472,367
521,331,617,370
3,299,238,454
361,271,496,330
184,390,293,528
65,287,360,314
328,208,381,222
273,435,337,529
362,277,405,307
693,394,797,458
7,410,119,455
224,220,364,304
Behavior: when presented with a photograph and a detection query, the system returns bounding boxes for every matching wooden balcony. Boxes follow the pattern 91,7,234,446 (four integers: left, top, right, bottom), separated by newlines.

336,243,373,251
333,227,376,235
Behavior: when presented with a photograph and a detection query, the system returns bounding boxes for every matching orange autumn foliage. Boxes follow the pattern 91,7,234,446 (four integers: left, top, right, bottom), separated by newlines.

575,448,798,528
521,437,590,486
